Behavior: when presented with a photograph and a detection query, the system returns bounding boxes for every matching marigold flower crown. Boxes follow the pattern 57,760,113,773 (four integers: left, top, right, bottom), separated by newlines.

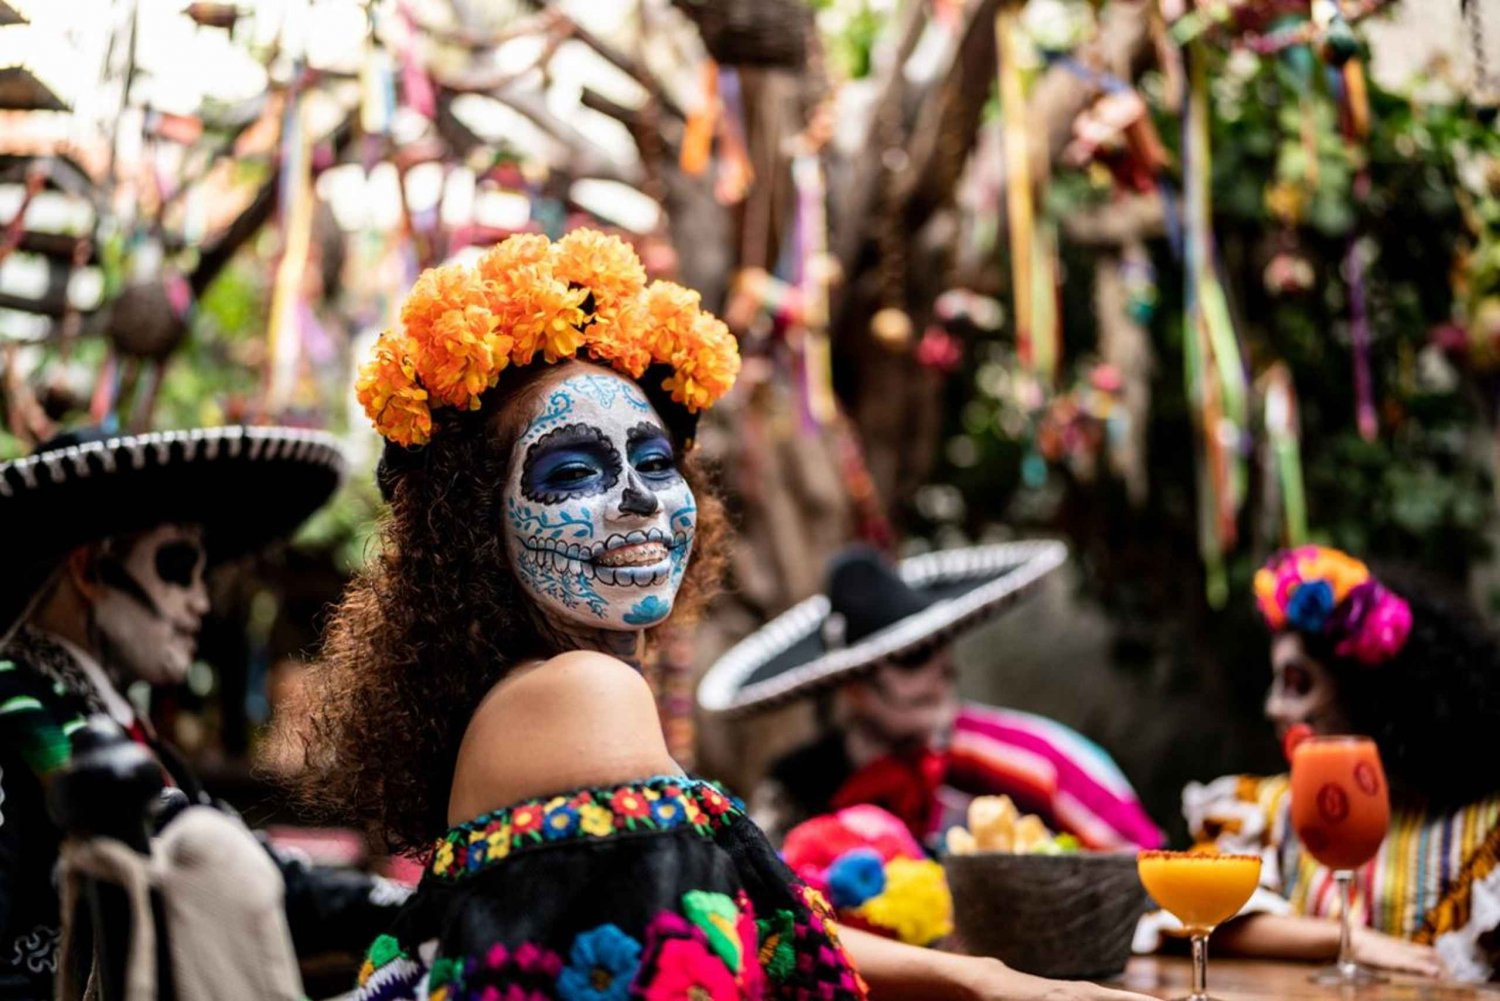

357,229,741,447
1253,544,1413,666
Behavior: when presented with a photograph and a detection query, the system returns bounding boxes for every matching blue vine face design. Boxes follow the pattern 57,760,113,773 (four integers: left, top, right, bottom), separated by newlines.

504,368,697,633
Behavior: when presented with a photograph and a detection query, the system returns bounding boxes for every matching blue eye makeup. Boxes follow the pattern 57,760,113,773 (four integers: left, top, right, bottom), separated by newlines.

521,424,623,503
627,423,680,481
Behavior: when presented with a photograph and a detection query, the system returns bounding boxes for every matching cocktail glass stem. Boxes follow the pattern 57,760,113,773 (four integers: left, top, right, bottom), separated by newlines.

1336,870,1356,979
1189,932,1210,1001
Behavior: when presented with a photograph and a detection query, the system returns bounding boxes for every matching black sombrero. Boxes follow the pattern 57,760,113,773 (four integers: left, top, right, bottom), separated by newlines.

1,426,345,636
697,540,1068,716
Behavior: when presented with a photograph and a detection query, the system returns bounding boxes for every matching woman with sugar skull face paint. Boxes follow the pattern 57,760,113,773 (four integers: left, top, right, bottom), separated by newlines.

290,231,1159,1001
1139,547,1500,982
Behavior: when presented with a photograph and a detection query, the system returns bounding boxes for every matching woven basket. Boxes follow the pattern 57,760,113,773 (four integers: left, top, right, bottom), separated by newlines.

942,852,1147,980
673,0,810,68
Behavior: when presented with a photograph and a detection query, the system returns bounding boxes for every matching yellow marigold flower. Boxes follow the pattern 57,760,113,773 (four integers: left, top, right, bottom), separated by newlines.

579,802,615,837
855,858,953,946
552,228,647,312
356,332,433,447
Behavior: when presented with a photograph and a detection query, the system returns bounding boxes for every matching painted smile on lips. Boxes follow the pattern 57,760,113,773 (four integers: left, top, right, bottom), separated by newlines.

523,527,690,586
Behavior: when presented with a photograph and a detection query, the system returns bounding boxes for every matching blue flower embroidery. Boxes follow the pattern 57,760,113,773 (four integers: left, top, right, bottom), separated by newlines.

649,796,685,828
556,923,642,1001
543,803,581,841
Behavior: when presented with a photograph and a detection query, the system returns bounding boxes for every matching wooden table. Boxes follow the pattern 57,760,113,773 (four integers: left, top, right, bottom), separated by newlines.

1118,957,1500,999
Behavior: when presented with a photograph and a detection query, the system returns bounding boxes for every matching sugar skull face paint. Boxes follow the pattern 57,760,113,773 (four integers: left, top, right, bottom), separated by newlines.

92,524,210,686
504,369,697,633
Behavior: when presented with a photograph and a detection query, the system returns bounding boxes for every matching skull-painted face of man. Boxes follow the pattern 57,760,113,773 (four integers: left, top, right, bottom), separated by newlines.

91,523,210,685
503,367,698,633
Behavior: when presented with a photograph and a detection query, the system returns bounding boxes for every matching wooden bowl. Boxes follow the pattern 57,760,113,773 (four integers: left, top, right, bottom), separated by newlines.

942,851,1147,980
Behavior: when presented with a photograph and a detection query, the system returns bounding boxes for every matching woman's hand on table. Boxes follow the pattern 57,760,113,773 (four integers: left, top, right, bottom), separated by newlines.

1350,926,1444,978
837,927,1159,1001
1213,913,1444,979
956,959,1160,1001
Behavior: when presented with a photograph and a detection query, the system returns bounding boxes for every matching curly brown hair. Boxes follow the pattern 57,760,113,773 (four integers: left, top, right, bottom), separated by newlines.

281,362,727,855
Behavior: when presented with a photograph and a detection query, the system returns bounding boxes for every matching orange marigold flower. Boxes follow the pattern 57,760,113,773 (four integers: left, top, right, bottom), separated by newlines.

401,262,487,341
475,233,552,287
399,262,511,410
583,300,653,378
639,280,703,364
662,312,741,412
496,273,589,365
356,332,433,447
552,228,647,312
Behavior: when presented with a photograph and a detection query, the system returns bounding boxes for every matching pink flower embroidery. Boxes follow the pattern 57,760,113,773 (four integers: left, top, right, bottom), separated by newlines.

637,913,740,1001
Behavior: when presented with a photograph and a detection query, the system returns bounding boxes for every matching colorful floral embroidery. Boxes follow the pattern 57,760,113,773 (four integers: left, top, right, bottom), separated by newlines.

429,778,744,880
511,804,545,838
681,891,743,972
555,924,641,1001
610,788,651,822
636,913,739,1001
755,911,797,984
579,802,615,838
543,801,581,841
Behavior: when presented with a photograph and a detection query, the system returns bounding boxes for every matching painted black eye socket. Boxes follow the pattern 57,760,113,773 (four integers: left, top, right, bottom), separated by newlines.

626,422,680,480
155,541,203,587
635,453,676,475
1284,662,1314,697
521,423,623,504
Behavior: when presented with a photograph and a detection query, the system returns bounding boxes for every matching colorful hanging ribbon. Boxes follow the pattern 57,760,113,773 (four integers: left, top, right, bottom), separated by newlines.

265,84,316,417
1002,4,1038,375
793,153,838,428
1263,363,1309,546
1183,41,1250,605
1346,220,1378,442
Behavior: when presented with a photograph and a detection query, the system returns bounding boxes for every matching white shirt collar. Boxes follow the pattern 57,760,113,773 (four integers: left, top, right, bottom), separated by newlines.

44,632,137,729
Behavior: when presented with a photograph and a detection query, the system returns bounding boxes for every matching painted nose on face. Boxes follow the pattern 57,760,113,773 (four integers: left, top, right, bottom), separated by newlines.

618,471,660,517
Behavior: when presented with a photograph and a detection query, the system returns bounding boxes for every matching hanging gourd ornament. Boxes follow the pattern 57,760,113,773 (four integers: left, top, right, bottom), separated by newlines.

103,274,192,362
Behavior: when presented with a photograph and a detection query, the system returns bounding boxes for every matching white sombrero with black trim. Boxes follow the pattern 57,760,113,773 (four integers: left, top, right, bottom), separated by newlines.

698,540,1068,717
1,425,345,636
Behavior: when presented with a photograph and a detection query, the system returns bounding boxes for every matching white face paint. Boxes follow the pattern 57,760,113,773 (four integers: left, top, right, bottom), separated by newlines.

92,524,210,686
1265,632,1349,741
503,368,697,634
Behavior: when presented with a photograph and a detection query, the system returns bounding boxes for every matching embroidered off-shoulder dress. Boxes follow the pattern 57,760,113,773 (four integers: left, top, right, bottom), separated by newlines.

1137,773,1500,982
355,776,868,1001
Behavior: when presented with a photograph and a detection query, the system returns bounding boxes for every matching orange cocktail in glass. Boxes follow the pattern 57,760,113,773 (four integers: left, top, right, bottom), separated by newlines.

1289,735,1390,985
1138,852,1260,1001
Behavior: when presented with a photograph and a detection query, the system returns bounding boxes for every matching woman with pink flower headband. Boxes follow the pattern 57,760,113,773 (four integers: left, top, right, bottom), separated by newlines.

1139,545,1500,981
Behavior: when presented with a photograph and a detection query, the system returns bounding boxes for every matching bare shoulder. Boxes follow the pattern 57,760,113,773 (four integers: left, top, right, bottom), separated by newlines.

447,651,679,824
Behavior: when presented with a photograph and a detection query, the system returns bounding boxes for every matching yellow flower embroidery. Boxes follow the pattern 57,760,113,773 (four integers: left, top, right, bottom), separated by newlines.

579,802,615,837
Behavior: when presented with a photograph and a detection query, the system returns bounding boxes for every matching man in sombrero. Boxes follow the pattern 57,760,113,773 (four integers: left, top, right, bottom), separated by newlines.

0,426,405,996
699,543,1162,853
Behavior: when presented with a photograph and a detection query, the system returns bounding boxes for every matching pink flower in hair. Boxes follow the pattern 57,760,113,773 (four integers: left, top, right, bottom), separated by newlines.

1335,586,1413,665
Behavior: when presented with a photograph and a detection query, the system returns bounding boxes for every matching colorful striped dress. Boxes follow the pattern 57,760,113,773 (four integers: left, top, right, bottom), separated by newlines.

1177,773,1500,981
944,704,1163,851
